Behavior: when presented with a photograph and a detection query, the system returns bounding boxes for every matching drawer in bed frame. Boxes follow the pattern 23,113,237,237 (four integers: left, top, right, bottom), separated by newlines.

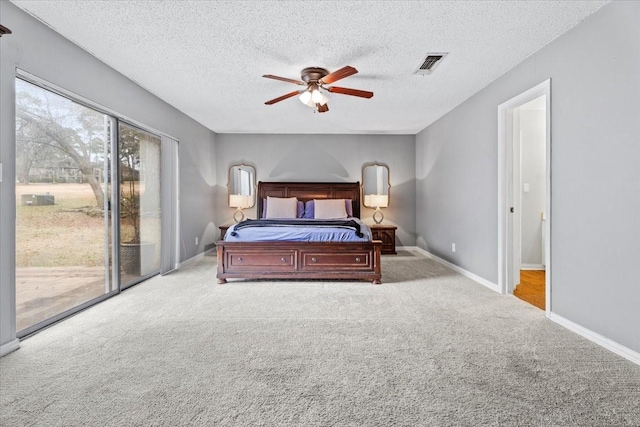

300,250,373,271
216,241,382,284
224,249,297,271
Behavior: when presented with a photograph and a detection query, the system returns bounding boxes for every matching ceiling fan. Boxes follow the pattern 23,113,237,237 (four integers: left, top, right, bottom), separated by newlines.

263,65,373,113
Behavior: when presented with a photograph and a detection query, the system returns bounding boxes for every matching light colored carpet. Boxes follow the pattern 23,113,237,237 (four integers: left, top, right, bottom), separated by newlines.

1,251,639,426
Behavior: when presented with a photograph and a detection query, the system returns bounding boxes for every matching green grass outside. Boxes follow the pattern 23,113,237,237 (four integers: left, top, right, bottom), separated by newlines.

16,196,106,268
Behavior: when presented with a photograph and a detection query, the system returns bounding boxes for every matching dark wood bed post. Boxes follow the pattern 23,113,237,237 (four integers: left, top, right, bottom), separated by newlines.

216,244,227,283
373,243,382,284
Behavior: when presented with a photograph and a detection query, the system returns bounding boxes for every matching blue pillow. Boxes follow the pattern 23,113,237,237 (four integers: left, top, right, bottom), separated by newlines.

304,199,353,219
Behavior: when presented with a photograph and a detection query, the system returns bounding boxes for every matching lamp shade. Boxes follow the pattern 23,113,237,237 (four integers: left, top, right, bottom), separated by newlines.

365,194,388,208
229,194,251,209
299,90,312,105
300,88,328,107
311,89,328,105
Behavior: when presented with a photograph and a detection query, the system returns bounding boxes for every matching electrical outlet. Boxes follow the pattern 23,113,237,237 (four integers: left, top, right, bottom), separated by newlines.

452,243,456,252
195,237,199,245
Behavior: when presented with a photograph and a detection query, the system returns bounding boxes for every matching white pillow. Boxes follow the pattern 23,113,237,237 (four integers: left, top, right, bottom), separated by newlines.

265,196,298,219
314,199,347,219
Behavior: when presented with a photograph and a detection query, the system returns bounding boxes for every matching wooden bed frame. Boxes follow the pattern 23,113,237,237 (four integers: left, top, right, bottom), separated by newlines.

216,182,382,284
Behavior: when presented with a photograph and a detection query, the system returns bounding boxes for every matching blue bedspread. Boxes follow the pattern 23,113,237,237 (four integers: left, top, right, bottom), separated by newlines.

224,218,372,242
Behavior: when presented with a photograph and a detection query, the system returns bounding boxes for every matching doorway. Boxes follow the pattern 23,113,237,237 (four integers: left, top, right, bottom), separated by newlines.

498,80,551,314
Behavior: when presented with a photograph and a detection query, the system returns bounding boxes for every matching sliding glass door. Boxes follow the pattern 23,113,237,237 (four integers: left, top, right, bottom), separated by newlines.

118,123,162,287
15,75,173,336
15,78,114,334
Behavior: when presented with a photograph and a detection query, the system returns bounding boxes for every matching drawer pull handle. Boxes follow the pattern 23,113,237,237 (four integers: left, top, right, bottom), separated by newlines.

311,257,317,262
281,257,287,263
355,257,361,262
237,257,242,262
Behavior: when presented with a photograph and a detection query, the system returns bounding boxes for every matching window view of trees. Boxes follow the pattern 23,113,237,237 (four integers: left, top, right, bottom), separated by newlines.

118,123,162,279
16,79,106,207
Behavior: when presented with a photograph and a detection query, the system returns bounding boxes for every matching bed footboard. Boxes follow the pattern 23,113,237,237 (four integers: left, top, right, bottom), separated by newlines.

216,240,382,284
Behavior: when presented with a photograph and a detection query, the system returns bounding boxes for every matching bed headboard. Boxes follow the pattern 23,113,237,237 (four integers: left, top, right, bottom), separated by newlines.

257,181,361,219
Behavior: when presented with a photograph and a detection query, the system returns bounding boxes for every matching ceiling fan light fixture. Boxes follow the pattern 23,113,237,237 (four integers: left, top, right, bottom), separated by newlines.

300,86,328,107
315,90,329,106
299,90,312,105
311,88,323,103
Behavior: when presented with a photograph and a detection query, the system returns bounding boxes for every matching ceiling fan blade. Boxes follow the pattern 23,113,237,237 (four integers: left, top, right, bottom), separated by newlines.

327,86,374,99
265,90,302,105
316,103,329,113
319,66,358,85
262,74,306,85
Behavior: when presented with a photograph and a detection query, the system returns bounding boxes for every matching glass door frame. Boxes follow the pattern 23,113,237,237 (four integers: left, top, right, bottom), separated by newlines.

109,116,121,295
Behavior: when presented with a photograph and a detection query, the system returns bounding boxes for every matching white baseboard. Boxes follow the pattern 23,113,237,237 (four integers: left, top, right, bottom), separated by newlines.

522,263,545,270
548,313,640,366
401,246,500,293
0,339,20,357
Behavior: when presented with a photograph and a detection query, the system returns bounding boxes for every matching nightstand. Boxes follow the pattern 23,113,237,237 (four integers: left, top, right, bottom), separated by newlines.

369,224,397,255
218,225,230,240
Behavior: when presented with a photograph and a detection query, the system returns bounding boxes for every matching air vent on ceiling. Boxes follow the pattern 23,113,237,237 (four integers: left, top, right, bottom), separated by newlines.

414,53,448,75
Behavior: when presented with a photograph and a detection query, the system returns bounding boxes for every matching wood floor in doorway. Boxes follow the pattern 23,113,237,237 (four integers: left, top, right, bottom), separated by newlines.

514,270,545,310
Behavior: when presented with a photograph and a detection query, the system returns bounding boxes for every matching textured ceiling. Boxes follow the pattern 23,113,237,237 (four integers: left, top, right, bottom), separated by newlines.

11,1,606,135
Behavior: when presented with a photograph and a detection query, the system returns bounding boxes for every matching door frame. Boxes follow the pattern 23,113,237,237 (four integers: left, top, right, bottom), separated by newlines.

498,79,551,316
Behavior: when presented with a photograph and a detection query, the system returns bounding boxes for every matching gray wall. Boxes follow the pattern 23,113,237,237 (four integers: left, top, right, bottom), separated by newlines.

416,1,640,352
0,2,216,350
215,134,416,246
